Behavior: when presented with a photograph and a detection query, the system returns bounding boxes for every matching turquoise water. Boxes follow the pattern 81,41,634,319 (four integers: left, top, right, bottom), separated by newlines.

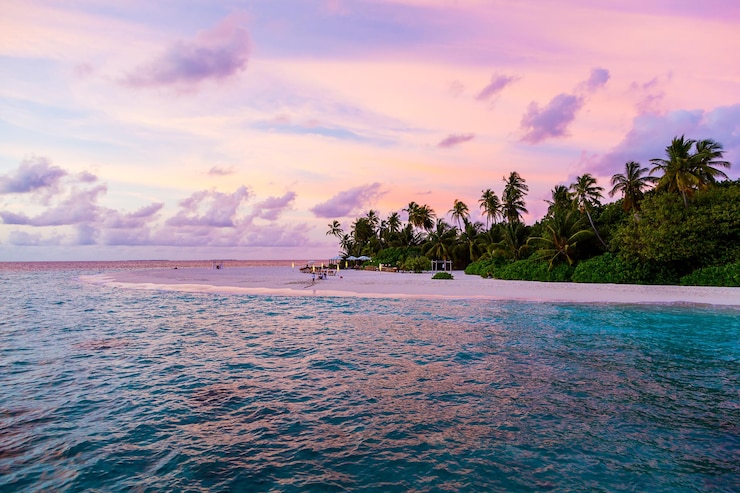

1,266,738,492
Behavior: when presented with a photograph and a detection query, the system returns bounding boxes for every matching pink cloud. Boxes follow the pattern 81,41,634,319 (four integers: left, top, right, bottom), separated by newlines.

0,184,107,226
0,156,68,194
310,183,385,218
208,166,236,176
437,133,475,148
124,12,251,89
166,186,250,227
252,191,297,221
521,68,609,144
102,203,164,229
475,73,518,101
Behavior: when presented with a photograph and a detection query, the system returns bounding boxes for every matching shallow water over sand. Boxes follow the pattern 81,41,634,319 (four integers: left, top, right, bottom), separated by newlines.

2,265,739,491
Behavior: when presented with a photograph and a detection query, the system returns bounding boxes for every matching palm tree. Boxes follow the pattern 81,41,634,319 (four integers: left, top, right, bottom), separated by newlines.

456,219,484,263
650,135,700,207
339,234,355,256
694,139,731,186
448,199,470,229
570,173,606,247
492,222,529,260
352,217,375,249
479,189,502,228
365,209,380,229
326,220,343,238
502,171,528,224
546,185,571,217
398,223,421,247
528,208,593,269
386,212,402,234
609,161,656,212
422,219,457,260
405,201,436,231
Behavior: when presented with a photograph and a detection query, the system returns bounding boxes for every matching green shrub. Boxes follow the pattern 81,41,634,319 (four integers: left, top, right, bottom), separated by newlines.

572,253,629,284
465,257,506,277
402,256,431,273
572,253,679,285
495,259,573,282
680,262,740,287
432,272,454,280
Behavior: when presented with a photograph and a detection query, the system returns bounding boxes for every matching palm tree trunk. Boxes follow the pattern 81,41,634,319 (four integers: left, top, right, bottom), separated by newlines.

585,210,607,247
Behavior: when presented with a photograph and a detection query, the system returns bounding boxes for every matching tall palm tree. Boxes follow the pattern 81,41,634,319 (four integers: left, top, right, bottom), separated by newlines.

570,173,606,247
528,208,593,269
448,199,470,229
609,161,656,212
326,220,343,238
479,189,502,228
650,135,700,207
502,171,528,224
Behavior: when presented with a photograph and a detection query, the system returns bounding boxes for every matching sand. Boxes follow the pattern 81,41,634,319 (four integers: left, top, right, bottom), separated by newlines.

81,266,740,307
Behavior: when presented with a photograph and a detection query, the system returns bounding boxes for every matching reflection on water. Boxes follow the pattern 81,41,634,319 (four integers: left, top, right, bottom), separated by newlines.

1,267,738,492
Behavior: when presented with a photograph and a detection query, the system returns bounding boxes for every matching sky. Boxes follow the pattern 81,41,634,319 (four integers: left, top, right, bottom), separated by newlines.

1,0,739,261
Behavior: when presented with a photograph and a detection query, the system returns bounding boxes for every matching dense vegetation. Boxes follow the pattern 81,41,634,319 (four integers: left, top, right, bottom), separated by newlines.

328,136,739,286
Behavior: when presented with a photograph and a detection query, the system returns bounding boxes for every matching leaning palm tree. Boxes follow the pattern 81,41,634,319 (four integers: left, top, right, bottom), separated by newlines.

609,161,656,212
479,189,502,228
448,199,470,229
570,173,606,247
502,171,529,224
650,135,700,207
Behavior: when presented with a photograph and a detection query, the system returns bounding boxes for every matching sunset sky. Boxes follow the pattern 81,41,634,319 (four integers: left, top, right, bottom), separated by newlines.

1,0,739,261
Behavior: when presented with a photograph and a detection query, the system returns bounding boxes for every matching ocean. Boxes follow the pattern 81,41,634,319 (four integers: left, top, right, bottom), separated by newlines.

1,261,738,492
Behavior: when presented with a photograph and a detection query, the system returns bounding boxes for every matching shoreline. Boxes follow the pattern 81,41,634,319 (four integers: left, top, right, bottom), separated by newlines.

82,266,740,307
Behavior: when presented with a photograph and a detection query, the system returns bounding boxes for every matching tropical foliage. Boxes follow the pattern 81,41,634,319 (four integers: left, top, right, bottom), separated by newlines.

327,136,736,286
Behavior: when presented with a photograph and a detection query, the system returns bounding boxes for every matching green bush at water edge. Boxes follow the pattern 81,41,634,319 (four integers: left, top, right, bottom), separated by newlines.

431,272,454,280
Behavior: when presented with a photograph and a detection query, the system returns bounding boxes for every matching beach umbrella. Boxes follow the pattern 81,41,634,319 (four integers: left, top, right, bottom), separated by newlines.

347,256,358,260
358,255,371,261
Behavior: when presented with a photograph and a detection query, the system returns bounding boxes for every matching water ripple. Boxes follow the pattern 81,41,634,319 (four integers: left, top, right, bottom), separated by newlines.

1,270,738,491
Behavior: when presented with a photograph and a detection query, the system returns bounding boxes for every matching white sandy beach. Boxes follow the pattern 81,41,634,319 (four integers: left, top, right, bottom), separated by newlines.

83,266,740,307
